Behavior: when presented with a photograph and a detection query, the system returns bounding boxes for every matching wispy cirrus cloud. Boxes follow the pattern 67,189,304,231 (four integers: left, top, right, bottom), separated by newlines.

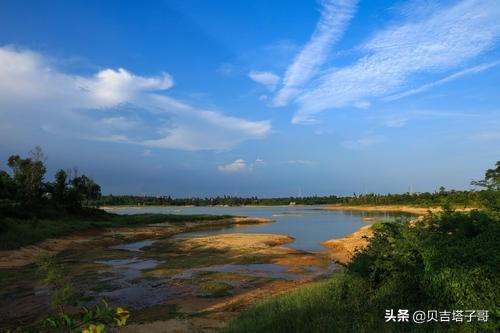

248,70,280,91
384,60,500,101
291,0,500,124
272,0,358,107
0,46,272,151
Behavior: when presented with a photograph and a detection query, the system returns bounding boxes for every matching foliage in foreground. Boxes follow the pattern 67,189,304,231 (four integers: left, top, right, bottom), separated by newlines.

31,251,129,333
225,209,500,333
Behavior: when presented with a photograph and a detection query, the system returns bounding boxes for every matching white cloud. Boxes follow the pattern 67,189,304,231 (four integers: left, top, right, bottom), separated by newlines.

140,96,272,150
0,46,272,151
293,0,500,123
248,70,280,91
218,159,251,173
217,158,266,173
0,47,173,109
143,149,152,156
84,68,173,106
273,0,358,106
384,60,500,101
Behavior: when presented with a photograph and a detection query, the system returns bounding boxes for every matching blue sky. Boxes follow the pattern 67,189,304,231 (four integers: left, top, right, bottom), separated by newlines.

0,0,499,196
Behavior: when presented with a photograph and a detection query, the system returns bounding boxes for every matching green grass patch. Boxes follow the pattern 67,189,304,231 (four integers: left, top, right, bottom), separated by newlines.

198,281,233,298
0,211,233,250
130,303,181,324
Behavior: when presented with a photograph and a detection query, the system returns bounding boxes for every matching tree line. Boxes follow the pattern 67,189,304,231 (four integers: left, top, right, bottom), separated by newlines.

1,147,497,212
99,167,499,209
0,147,101,217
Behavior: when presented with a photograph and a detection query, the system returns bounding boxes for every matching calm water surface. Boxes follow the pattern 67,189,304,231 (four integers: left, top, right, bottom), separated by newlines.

109,206,414,252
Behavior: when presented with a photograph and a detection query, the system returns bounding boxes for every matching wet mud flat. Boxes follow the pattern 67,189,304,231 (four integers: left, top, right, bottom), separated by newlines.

0,219,335,332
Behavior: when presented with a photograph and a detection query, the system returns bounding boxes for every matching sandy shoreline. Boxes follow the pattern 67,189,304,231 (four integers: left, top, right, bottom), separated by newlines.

321,205,428,264
323,204,472,215
321,225,374,264
321,205,473,264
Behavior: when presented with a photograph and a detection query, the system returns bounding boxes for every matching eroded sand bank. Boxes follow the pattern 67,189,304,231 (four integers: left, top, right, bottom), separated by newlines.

321,225,374,264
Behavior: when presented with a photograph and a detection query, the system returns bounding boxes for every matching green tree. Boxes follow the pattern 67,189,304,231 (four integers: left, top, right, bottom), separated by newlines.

471,161,500,211
67,175,101,209
53,169,68,205
0,170,17,200
7,146,47,208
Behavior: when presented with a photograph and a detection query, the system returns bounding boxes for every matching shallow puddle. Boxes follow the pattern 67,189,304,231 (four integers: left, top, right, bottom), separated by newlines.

170,261,336,282
201,264,306,280
98,284,171,310
110,239,157,252
95,258,162,280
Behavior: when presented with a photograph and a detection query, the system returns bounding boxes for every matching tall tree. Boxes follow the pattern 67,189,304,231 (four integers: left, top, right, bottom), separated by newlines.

0,171,16,200
7,146,47,208
471,161,500,211
53,169,68,205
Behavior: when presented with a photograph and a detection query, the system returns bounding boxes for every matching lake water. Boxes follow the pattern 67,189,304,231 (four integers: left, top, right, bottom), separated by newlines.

109,206,415,252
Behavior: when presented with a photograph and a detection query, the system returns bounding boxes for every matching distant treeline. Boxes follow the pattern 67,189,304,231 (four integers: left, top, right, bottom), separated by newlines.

99,195,339,207
99,188,484,208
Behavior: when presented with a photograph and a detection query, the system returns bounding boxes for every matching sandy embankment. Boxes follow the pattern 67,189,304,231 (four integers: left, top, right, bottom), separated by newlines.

323,204,442,215
0,216,272,269
321,205,435,264
321,204,472,264
321,205,429,264
320,225,374,265
178,233,295,251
